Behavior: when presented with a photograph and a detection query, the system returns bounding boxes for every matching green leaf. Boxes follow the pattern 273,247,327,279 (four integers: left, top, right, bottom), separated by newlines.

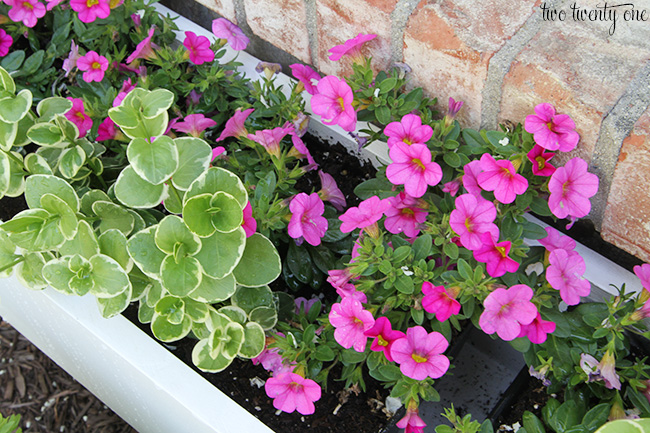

238,322,265,359
582,403,610,433
530,196,552,217
248,305,277,330
394,275,414,294
233,233,281,287
25,174,79,212
0,151,10,197
210,191,243,233
523,411,546,433
184,167,248,208
188,272,236,303
27,123,65,147
59,220,99,259
171,137,212,190
353,178,395,200
15,252,48,290
3,209,64,251
127,226,167,279
443,242,459,259
92,201,135,236
194,227,246,279
154,215,201,256
36,97,72,122
141,89,174,119
114,165,168,209
98,229,131,271
378,77,397,94
218,305,247,324
58,147,86,179
0,65,16,92
40,194,77,240
42,257,75,295
232,285,274,314
14,50,43,77
160,255,202,295
0,89,32,123
554,400,582,433
412,234,432,261
183,194,217,237
192,339,233,373
314,345,336,362
0,119,17,151
23,153,52,175
522,220,548,240
80,189,111,215
96,287,131,318
155,296,185,324
127,136,179,185
443,152,461,168
375,106,391,125
151,314,192,342
89,254,131,298
108,104,139,129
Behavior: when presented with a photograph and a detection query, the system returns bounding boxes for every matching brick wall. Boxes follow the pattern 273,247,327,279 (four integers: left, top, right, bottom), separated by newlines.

163,0,650,263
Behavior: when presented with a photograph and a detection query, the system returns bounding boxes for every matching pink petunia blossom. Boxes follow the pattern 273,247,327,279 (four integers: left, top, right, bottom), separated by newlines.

212,18,249,51
211,146,225,161
462,160,484,196
317,171,346,211
364,316,405,362
45,0,65,10
291,112,309,137
328,33,376,61
546,248,590,305
598,350,621,390
421,282,461,322
548,157,599,220
288,133,317,166
449,194,498,251
248,126,291,159
186,89,202,107
524,103,579,152
384,114,433,149
539,226,576,253
396,405,427,433
252,339,294,375
289,64,320,95
264,372,322,415
634,263,650,292
339,196,390,233
64,97,92,139
76,51,108,83
311,76,357,132
295,297,320,315
0,29,13,57
386,143,442,198
288,193,328,246
327,269,354,290
113,78,136,107
183,31,215,65
329,297,375,352
7,0,46,27
216,108,254,142
473,232,520,278
390,326,450,381
126,27,158,63
173,113,217,137
335,282,367,303
63,41,81,78
517,312,556,344
477,153,528,204
527,144,556,177
444,97,464,127
442,179,460,196
97,117,117,141
241,201,256,237
383,192,428,238
479,284,538,341
69,0,110,23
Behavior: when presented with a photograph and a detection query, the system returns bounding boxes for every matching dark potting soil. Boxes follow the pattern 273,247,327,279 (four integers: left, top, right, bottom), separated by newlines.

0,195,27,222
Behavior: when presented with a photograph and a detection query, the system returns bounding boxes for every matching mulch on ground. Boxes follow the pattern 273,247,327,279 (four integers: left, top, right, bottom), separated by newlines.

0,319,136,433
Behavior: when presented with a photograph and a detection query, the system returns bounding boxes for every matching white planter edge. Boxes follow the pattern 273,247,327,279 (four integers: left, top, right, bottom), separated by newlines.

0,4,640,433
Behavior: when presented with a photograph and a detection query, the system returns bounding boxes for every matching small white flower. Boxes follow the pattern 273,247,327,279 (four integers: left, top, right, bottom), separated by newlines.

499,137,509,146
401,266,414,276
525,262,544,275
374,88,380,97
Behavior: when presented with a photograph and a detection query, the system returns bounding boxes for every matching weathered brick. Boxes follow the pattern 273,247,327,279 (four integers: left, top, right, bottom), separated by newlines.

316,0,395,77
602,109,650,263
193,0,237,23
245,0,311,63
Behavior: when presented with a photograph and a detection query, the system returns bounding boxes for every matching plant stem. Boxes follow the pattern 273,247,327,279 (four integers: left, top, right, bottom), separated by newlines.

0,256,25,274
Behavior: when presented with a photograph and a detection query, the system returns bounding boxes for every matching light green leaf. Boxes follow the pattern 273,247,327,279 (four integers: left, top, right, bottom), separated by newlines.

121,112,168,140
141,89,174,119
4,151,24,197
154,215,201,256
182,193,216,237
155,296,185,325
108,104,138,129
126,209,146,235
15,252,48,289
98,229,131,271
36,97,73,122
0,89,32,123
0,229,18,278
194,227,245,279
80,189,111,215
42,257,75,295
231,285,274,314
184,167,248,207
114,165,168,209
127,226,166,279
25,174,79,212
59,147,86,179
0,119,17,151
188,272,236,303
151,313,192,342
40,193,77,240
238,322,265,359
96,286,131,318
162,186,183,214
138,299,155,323
183,298,209,323
0,151,9,197
59,220,99,259
192,338,233,373
0,66,16,93
24,153,52,175
127,136,179,185
210,191,243,233
160,254,202,296
232,233,281,287
92,200,135,236
171,137,212,190
27,122,65,147
218,305,247,324
13,111,34,147
89,254,131,298
248,305,277,330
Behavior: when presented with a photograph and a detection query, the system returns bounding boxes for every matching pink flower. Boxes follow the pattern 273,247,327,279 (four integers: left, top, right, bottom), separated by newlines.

248,126,291,159
186,89,202,107
449,194,498,251
45,0,65,10
473,232,520,278
216,108,254,142
7,0,46,27
252,344,293,375
524,103,579,152
477,154,528,204
69,0,110,23
444,97,464,126
311,75,357,132
97,117,117,141
113,78,136,107
517,312,556,344
390,326,450,380
327,269,354,290
364,316,405,362
317,171,346,211
0,29,13,57
598,350,621,390
386,143,442,198
546,248,590,305
479,284,538,341
289,64,320,95
336,282,367,303
288,193,328,246
126,27,158,63
339,196,390,233
539,227,576,252
64,98,92,139
328,33,376,61
76,51,108,83
442,180,460,197
396,406,427,433
264,372,321,415
173,114,217,137
295,297,320,315
211,146,225,161
212,18,249,51
634,263,650,292
548,157,599,220
421,282,461,322
183,31,214,65
241,201,257,237
383,192,428,238
527,144,556,177
462,160,483,196
384,114,433,149
62,40,81,77
288,133,317,166
329,297,375,352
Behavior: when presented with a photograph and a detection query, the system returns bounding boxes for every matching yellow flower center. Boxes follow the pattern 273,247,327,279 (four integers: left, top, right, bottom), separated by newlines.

337,97,346,111
495,245,507,257
546,121,554,132
464,218,473,232
411,353,428,363
403,138,412,145
23,1,34,10
412,158,426,171
75,112,85,120
536,156,546,170
377,335,388,347
87,0,99,6
91,61,101,70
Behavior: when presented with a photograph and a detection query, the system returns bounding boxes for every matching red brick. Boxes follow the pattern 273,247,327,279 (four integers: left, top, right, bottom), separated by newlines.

245,0,311,63
316,0,395,77
602,109,650,263
194,0,237,23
